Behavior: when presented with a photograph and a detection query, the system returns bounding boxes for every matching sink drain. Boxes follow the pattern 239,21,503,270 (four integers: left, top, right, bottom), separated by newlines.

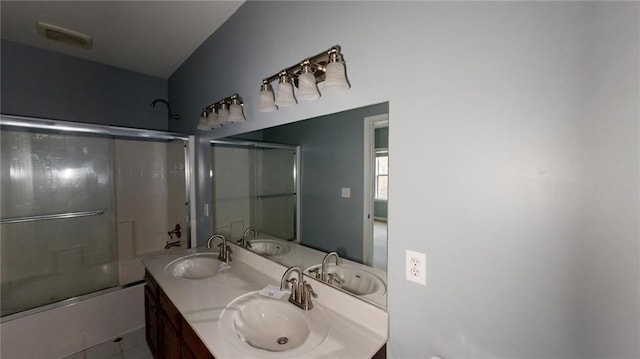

277,336,288,345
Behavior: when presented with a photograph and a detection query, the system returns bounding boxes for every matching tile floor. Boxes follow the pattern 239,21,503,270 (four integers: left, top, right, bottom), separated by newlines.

61,327,152,359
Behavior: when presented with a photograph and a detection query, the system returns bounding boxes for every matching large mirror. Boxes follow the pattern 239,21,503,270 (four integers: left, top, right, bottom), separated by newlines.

210,102,389,308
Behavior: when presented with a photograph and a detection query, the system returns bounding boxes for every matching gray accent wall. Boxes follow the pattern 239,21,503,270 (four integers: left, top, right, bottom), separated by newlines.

169,2,639,358
1,40,168,130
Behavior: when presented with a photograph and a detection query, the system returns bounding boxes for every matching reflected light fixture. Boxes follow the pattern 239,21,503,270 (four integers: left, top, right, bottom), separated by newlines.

197,94,244,131
258,45,349,112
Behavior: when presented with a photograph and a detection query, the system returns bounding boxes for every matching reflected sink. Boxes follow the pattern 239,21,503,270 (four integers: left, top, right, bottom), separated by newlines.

304,264,386,298
165,253,222,279
248,239,291,256
219,291,329,358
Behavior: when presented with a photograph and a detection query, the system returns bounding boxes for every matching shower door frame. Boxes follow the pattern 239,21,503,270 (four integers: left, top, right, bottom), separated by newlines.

0,114,192,322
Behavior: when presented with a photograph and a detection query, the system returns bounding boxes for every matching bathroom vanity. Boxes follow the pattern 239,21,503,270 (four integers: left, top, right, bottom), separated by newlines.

142,245,388,359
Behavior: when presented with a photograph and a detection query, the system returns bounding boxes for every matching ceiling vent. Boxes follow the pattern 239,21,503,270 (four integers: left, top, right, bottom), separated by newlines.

36,21,93,50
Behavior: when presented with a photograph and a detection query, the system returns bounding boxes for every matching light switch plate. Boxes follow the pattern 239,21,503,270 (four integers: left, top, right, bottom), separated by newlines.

341,187,351,198
406,249,426,285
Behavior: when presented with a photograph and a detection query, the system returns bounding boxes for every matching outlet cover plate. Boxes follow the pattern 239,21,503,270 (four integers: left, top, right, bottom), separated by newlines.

406,249,426,285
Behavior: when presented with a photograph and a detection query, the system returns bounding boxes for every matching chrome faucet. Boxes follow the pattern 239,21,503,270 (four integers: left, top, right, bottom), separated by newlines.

280,266,317,310
207,234,232,263
238,227,257,249
321,251,340,282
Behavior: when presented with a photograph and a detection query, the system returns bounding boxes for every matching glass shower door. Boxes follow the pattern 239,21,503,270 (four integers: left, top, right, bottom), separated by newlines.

0,129,118,317
211,142,297,241
251,146,297,240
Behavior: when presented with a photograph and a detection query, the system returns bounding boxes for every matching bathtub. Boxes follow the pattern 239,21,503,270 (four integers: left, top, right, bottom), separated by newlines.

0,283,145,359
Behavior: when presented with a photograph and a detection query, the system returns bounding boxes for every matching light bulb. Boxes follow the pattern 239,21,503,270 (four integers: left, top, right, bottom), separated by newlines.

258,83,277,112
275,75,297,107
297,66,320,101
197,111,210,131
207,110,222,128
228,100,245,122
323,61,349,94
217,103,230,123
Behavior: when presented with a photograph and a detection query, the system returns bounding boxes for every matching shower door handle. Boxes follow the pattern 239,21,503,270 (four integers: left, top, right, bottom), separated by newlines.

0,210,104,224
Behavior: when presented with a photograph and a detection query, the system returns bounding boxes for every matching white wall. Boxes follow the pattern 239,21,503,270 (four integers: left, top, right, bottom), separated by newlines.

168,2,639,358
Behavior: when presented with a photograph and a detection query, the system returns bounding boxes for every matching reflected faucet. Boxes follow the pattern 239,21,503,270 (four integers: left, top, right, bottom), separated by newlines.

321,252,340,282
207,234,232,263
280,266,317,310
238,227,257,249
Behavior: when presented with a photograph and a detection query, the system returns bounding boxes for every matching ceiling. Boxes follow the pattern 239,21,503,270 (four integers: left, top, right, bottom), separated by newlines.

0,1,244,79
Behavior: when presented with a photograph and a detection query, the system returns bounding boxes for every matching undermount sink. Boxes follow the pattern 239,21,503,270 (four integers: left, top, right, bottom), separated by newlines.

219,291,329,358
165,253,223,279
248,239,291,256
304,263,386,298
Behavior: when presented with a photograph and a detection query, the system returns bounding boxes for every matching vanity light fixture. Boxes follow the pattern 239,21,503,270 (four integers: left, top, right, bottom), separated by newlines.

198,94,245,131
258,45,350,112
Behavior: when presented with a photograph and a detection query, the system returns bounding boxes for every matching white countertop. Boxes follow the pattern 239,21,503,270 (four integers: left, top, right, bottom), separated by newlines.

142,245,388,359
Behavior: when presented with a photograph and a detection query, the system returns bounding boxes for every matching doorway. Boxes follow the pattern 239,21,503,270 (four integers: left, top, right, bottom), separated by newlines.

363,114,389,270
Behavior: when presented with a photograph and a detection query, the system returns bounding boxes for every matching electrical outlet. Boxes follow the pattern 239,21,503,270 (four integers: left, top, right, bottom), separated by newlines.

406,249,426,285
341,187,351,198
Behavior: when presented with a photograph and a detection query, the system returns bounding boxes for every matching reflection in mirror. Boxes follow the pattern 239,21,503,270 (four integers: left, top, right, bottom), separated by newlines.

210,102,389,308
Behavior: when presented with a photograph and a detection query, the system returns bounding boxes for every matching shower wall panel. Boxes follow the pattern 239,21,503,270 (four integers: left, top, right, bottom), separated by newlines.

114,139,187,285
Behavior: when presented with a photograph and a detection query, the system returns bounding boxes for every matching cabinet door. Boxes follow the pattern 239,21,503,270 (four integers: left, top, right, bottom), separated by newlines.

182,321,214,359
144,286,158,357
159,311,182,359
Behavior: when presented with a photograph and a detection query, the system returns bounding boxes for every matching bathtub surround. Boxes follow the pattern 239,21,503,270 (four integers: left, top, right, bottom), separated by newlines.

0,117,190,358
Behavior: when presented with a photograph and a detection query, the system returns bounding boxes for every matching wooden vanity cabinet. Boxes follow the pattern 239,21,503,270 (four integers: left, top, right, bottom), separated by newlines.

145,270,214,359
145,270,386,359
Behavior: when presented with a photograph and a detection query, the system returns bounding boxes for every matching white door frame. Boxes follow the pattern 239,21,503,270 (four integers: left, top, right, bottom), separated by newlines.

363,114,389,266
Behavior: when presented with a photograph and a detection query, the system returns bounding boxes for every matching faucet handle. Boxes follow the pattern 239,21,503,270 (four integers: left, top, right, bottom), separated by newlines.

304,282,317,298
303,282,317,310
226,245,233,262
